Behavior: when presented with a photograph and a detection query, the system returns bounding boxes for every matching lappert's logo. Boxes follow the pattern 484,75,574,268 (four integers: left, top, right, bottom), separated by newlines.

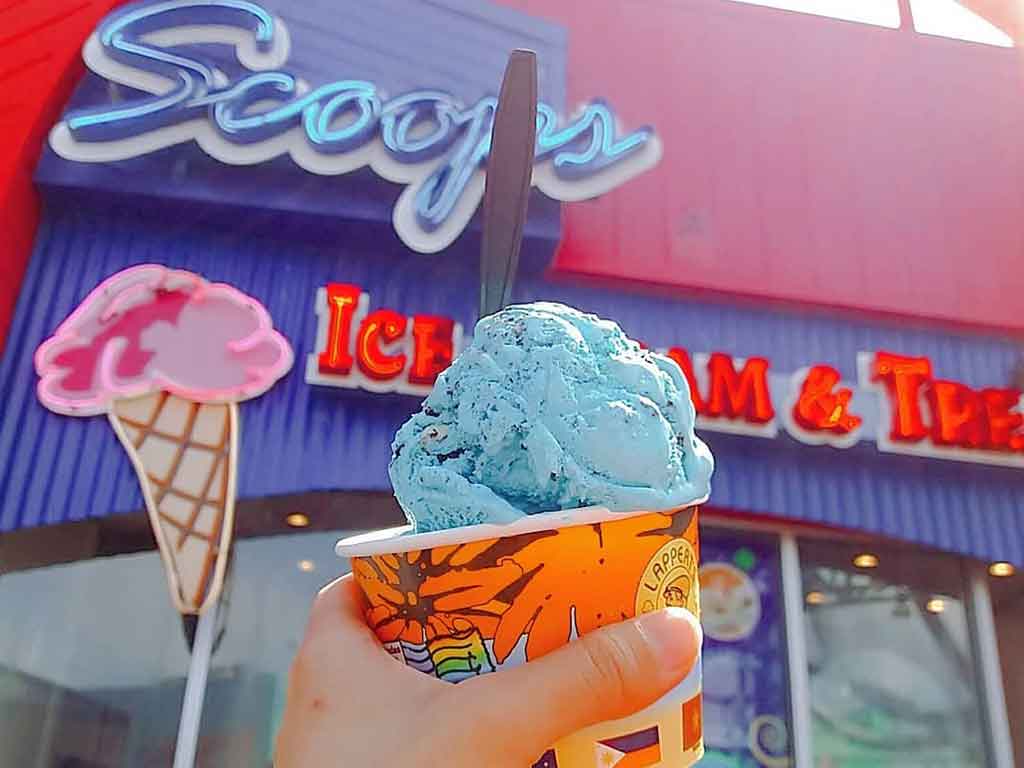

49,0,662,254
635,538,699,617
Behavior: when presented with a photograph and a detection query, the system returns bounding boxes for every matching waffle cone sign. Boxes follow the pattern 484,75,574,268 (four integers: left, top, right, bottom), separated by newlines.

35,265,293,615
109,392,238,615
338,504,704,768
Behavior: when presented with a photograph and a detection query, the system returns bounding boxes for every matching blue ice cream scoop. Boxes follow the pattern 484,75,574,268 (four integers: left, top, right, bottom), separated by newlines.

389,302,714,532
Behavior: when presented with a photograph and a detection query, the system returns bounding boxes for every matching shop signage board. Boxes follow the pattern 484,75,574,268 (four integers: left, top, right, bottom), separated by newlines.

306,284,1024,469
46,0,661,254
33,265,295,615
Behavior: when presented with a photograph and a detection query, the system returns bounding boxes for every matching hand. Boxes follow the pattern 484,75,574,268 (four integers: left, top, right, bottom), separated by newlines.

275,574,702,768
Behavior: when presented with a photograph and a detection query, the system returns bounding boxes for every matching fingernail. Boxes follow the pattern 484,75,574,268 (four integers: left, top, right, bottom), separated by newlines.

635,608,702,675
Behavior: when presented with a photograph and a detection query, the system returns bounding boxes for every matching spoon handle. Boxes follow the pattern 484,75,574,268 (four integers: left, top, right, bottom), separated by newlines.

479,49,538,319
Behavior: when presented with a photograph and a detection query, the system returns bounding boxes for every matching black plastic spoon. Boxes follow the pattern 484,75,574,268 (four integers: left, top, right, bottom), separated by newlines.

479,49,538,319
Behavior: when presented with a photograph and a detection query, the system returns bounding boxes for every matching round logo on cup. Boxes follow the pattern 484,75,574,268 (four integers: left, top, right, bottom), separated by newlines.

698,562,761,642
635,538,699,616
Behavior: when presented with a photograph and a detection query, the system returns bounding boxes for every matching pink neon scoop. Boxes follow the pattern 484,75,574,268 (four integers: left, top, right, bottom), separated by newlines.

35,264,293,415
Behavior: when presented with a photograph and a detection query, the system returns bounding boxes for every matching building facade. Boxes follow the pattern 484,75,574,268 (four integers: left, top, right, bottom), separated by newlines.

0,1,1022,766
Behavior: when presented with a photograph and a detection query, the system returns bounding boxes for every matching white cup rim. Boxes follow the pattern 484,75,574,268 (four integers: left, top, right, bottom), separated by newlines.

335,498,705,558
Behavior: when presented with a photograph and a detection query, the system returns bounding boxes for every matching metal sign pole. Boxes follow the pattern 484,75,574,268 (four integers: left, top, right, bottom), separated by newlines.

967,567,1015,768
780,533,814,768
173,602,218,768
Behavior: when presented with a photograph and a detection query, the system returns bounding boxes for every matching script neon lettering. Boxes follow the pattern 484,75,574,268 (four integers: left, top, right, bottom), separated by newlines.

409,315,455,387
792,365,861,435
665,347,706,414
356,310,407,381
705,353,775,424
318,283,361,376
928,380,988,449
981,389,1024,452
50,0,663,254
871,351,932,442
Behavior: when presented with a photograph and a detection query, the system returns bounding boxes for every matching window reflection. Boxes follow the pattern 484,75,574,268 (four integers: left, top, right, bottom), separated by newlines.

910,0,1014,47
720,0,901,28
195,531,352,767
800,541,988,767
0,551,192,766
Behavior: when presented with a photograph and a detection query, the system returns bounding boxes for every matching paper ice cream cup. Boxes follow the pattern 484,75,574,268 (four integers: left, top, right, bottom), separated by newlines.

336,503,705,768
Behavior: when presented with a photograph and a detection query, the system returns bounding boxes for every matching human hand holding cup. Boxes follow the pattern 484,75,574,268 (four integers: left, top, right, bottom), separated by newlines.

331,504,706,767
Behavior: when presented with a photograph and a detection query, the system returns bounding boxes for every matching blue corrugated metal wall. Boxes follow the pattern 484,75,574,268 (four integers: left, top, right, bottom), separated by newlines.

1,0,1022,566
2,199,1023,567
527,283,1024,567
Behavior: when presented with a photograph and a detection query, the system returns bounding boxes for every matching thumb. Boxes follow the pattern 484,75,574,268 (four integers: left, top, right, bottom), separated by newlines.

459,607,702,761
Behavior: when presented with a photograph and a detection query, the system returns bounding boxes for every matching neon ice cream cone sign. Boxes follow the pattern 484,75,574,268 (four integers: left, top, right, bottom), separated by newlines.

35,264,293,614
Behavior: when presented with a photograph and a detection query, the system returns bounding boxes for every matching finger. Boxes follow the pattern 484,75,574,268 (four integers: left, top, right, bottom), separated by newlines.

302,575,397,668
292,576,446,707
277,576,436,766
457,607,702,760
306,575,369,635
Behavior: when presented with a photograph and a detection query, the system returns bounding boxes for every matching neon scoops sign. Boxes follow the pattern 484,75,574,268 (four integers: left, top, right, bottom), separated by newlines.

49,0,661,254
306,285,1024,469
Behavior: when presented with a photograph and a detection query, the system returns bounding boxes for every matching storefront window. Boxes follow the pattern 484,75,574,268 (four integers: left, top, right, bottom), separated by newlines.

699,525,791,767
721,0,901,28
195,530,351,767
799,540,988,767
992,570,1024,766
909,0,1014,47
0,549,192,766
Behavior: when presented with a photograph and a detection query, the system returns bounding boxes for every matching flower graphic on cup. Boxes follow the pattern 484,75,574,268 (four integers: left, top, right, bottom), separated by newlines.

352,547,524,645
351,507,700,679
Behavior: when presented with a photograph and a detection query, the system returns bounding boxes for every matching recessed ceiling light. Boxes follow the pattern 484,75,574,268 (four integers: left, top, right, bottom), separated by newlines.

806,591,829,605
926,597,946,614
298,559,315,572
853,553,879,569
989,562,1016,578
286,513,310,528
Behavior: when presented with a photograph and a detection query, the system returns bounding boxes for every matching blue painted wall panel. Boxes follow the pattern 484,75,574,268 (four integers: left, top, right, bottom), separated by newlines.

2,200,1023,568
2,0,1022,567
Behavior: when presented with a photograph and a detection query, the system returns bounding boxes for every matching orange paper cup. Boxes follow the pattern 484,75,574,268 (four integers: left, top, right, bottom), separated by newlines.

336,504,704,768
